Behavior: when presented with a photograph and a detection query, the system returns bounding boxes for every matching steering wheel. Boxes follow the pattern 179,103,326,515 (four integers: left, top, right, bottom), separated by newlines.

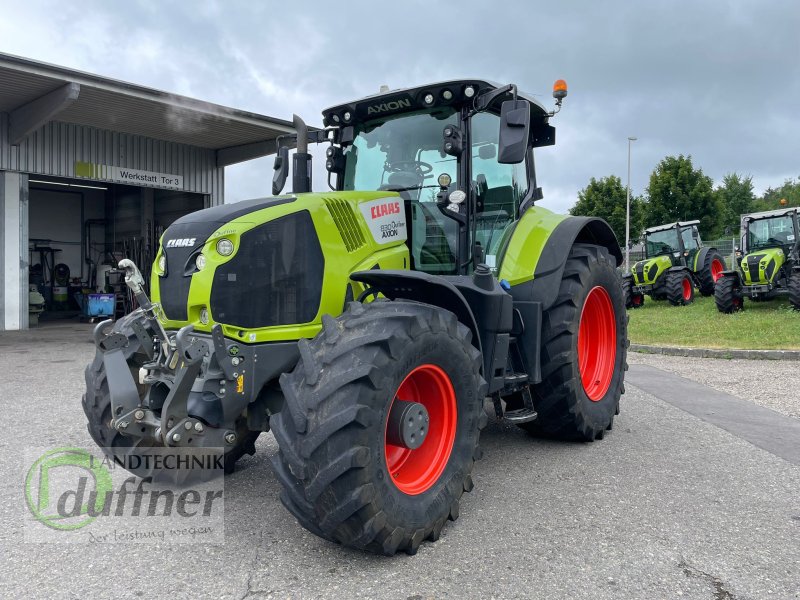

386,160,433,176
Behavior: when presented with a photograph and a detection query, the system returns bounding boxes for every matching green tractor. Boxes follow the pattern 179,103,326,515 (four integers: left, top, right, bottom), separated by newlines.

622,221,726,307
715,207,800,312
83,79,628,555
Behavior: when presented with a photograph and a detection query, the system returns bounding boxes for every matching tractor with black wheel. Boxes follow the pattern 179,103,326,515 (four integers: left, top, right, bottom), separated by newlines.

83,79,628,556
622,221,725,307
715,207,800,313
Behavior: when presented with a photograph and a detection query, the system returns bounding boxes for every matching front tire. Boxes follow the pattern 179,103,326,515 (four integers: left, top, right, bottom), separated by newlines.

789,271,800,310
521,244,628,441
714,274,744,313
666,270,695,306
271,301,487,555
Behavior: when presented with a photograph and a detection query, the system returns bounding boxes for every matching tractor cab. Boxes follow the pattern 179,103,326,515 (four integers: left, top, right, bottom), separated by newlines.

275,79,565,275
642,220,702,266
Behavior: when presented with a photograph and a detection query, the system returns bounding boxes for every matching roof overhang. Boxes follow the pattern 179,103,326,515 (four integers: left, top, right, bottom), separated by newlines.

0,52,297,166
645,220,700,234
742,207,798,221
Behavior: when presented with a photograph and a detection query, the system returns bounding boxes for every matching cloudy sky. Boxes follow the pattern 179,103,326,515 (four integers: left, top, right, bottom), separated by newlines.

1,0,798,213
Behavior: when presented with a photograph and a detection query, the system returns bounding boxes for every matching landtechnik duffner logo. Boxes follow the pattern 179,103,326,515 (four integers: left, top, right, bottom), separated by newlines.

23,446,225,543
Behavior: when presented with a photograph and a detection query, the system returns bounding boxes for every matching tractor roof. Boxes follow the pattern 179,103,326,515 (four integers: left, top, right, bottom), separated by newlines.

742,207,799,221
322,79,550,127
644,220,700,234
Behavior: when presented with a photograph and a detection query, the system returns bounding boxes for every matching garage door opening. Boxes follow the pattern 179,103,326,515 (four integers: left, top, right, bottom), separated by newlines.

27,176,206,326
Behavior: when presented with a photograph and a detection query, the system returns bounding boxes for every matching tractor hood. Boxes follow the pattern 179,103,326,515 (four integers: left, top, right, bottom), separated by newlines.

631,255,672,286
150,191,410,343
740,247,785,285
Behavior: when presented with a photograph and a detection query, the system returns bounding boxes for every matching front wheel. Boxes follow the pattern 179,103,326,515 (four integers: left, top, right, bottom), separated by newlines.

271,301,487,555
714,274,744,313
521,244,628,441
666,270,695,306
788,271,800,310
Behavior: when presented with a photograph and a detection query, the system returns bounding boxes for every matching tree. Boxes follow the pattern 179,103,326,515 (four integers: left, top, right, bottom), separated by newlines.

570,175,643,247
753,177,800,213
715,173,755,235
643,155,718,238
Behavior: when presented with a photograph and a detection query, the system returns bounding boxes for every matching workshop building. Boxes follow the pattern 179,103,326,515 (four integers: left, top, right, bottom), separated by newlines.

0,53,294,331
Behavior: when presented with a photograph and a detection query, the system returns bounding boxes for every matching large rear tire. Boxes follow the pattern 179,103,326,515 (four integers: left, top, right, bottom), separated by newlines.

666,270,695,306
520,244,628,441
271,301,487,555
82,314,259,478
714,274,744,313
697,251,726,296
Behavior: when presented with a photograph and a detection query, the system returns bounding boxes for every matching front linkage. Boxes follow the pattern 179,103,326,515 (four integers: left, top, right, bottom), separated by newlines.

91,260,266,463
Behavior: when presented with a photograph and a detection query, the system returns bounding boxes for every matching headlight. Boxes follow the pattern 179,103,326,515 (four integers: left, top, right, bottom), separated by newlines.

195,253,206,271
216,238,234,256
199,307,209,325
157,255,166,274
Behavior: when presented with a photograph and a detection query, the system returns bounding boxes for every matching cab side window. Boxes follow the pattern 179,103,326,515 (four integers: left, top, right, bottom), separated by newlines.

681,227,699,250
471,112,528,262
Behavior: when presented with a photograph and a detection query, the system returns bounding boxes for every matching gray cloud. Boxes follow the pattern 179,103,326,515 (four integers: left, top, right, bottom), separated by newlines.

1,0,798,213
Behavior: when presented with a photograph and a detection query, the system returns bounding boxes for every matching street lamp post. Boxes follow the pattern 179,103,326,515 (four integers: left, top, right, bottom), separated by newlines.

625,136,637,272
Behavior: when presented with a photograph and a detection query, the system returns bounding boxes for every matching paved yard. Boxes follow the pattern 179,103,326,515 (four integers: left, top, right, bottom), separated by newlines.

0,322,798,599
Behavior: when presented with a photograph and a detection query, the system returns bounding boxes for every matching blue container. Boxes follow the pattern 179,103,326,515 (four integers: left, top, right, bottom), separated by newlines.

87,293,115,317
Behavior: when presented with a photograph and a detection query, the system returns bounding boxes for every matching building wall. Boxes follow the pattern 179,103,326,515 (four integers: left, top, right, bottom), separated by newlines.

0,113,223,204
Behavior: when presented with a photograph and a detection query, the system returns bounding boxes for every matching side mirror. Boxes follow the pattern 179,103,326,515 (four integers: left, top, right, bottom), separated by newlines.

442,125,463,157
498,99,530,164
272,146,289,195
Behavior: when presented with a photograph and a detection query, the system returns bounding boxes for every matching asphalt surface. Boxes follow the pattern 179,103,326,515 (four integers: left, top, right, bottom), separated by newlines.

1,322,798,600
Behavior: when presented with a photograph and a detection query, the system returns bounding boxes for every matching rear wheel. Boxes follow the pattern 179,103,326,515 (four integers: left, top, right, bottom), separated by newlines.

666,270,695,306
520,244,627,441
697,251,726,296
714,274,744,313
789,271,800,310
271,301,487,555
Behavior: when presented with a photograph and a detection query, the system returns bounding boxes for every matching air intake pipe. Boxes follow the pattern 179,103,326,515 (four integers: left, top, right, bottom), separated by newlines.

292,114,312,193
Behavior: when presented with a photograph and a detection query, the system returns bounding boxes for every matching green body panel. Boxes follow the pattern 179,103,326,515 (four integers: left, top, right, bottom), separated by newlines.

497,206,567,286
740,247,785,285
631,255,672,285
150,191,410,343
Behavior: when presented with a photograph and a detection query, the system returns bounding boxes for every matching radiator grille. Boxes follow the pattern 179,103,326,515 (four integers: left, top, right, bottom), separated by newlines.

209,211,323,329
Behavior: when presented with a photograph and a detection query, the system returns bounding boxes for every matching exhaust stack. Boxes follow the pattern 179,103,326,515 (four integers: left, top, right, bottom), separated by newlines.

292,114,312,193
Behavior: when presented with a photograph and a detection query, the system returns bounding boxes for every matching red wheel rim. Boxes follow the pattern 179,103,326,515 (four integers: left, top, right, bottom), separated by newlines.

578,286,617,402
711,259,723,282
682,278,692,301
385,364,457,495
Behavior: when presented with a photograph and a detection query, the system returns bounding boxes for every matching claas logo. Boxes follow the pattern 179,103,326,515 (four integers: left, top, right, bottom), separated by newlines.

370,201,401,219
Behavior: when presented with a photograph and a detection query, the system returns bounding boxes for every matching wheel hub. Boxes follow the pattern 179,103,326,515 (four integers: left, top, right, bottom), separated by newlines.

386,400,429,450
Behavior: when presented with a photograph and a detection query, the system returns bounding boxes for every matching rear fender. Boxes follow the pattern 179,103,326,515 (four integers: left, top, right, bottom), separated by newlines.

504,215,622,312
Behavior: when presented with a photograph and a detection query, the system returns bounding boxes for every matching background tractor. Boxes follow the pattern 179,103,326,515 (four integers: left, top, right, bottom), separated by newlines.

622,221,725,307
83,79,628,556
715,207,800,312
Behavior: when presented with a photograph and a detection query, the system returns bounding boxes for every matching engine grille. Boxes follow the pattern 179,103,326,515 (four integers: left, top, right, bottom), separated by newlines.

209,211,324,329
324,198,366,252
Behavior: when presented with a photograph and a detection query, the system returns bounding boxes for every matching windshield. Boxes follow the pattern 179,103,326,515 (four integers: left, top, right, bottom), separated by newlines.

747,215,796,250
645,228,680,257
342,108,459,199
